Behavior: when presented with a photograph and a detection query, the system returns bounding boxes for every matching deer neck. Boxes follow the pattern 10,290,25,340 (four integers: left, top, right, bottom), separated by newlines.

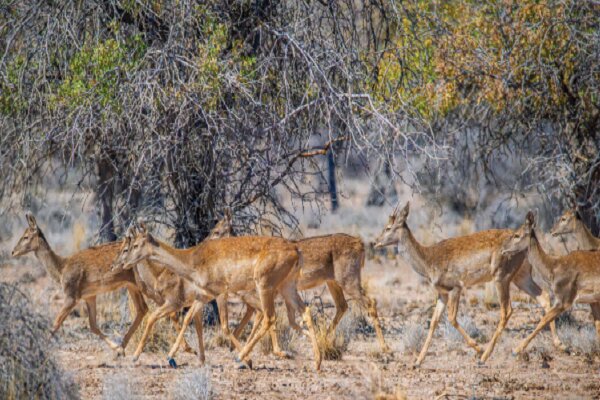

398,225,431,279
135,260,164,286
528,233,556,281
148,240,205,285
575,222,600,250
33,239,65,283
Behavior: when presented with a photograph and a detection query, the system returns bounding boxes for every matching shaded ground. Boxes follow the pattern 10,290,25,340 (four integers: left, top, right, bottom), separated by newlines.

2,257,600,400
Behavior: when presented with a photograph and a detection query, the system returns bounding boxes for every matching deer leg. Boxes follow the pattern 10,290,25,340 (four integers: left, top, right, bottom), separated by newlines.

235,292,264,345
233,304,256,340
279,282,321,371
167,301,203,363
216,293,244,352
513,304,567,355
589,303,600,339
120,287,148,350
192,311,205,365
447,286,482,354
325,281,349,338
512,265,564,350
85,297,122,351
237,288,277,366
480,279,512,362
169,312,196,354
415,294,446,367
52,297,78,333
353,286,389,353
132,302,175,361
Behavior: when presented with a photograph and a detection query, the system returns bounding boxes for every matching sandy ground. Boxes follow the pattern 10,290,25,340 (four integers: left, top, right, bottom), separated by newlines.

3,254,600,400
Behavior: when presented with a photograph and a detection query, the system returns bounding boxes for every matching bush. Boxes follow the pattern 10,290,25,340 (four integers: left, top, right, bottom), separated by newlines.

0,283,78,399
399,323,426,356
102,373,135,400
170,368,213,400
558,324,600,356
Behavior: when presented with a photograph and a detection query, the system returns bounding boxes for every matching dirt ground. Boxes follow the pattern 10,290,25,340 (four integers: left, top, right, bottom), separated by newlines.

3,254,600,400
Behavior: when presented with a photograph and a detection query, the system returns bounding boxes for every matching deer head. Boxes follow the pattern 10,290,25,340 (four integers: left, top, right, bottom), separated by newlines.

111,225,138,272
12,214,46,257
207,208,233,240
112,222,159,271
501,211,536,256
373,202,410,249
550,209,582,237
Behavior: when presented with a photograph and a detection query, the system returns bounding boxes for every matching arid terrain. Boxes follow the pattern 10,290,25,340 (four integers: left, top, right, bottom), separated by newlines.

3,251,600,399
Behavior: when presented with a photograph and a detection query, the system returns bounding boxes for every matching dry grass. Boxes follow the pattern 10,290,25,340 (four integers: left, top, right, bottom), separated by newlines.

399,322,426,356
362,363,407,400
0,283,78,400
314,314,348,360
102,372,136,400
558,323,600,356
169,367,214,400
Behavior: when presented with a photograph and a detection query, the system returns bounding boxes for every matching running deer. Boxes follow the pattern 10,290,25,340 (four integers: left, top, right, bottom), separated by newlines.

11,214,148,353
112,224,322,370
231,233,389,353
373,202,561,365
551,209,600,250
502,212,600,354
112,214,266,367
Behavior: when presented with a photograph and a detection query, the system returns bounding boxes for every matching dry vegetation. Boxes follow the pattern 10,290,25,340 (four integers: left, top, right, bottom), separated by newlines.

0,283,78,400
2,1,600,399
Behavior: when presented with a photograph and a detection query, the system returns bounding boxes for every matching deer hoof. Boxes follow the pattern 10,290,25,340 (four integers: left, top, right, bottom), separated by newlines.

167,357,178,369
234,357,252,370
115,347,125,358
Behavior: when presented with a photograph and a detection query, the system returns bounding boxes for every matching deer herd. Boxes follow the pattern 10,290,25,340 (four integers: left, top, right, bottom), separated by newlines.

9,203,600,372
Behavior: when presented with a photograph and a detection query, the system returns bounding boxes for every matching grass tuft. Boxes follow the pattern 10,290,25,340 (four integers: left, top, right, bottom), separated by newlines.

0,283,79,400
170,367,213,400
102,373,136,400
314,315,348,360
399,322,426,356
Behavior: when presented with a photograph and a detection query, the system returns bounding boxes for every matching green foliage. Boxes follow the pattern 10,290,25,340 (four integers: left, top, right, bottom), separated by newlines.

372,0,598,124
0,55,28,115
52,33,147,111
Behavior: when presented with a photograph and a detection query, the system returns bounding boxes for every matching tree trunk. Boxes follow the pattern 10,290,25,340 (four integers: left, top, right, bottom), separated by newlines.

367,160,397,207
96,157,117,242
328,147,339,212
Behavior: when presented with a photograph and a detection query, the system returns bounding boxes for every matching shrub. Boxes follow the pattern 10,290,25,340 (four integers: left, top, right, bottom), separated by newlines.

170,368,213,400
102,373,135,400
399,323,426,356
0,283,79,399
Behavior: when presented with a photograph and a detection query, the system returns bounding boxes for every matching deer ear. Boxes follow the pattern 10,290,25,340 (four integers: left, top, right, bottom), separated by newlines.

146,232,158,247
525,211,536,228
574,209,582,220
399,202,410,218
138,221,147,234
26,213,37,229
125,225,136,239
224,208,232,220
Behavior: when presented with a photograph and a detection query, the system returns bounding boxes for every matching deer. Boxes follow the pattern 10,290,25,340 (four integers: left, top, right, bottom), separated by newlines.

373,202,562,366
11,214,148,354
229,233,389,353
501,211,600,354
111,224,322,371
551,209,600,250
113,213,274,368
